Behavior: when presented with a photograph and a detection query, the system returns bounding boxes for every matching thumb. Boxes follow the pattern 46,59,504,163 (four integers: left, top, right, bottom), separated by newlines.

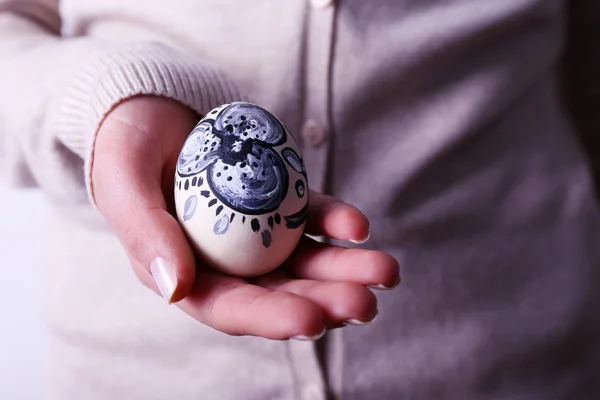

92,98,199,303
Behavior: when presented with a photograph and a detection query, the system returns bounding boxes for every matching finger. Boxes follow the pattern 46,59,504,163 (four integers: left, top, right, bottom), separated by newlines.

128,256,326,339
252,271,379,327
175,269,326,340
305,191,370,243
284,238,401,290
93,99,199,303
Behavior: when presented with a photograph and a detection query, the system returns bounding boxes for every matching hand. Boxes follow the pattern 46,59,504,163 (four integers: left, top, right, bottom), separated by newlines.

92,96,400,340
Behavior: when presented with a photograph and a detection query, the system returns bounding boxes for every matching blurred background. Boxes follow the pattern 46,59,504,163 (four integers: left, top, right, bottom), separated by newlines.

0,183,49,399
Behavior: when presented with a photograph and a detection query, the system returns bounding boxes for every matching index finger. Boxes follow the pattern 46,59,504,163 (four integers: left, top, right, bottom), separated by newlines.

304,191,370,243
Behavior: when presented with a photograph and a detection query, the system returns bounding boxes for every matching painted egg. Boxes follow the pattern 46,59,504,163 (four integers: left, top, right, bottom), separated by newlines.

173,102,309,277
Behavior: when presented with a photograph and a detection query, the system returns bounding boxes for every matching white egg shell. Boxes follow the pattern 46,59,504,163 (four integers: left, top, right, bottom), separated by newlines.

174,102,309,277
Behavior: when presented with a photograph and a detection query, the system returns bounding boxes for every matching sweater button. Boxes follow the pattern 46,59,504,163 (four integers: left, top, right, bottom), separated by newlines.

310,0,334,8
302,119,328,148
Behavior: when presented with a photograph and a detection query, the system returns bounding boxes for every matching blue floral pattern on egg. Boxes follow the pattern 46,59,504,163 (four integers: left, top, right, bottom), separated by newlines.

174,102,308,250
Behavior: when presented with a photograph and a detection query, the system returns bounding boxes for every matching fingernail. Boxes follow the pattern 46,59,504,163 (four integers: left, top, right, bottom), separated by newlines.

367,275,401,290
344,310,379,326
350,231,370,244
368,284,394,290
150,257,178,304
292,327,327,341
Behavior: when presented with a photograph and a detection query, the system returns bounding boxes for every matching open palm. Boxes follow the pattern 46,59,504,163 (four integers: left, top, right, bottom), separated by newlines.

92,96,400,340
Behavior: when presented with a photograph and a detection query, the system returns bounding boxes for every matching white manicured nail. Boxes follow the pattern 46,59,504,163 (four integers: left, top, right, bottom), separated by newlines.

292,327,327,341
350,231,370,244
150,257,178,304
368,284,393,290
367,275,401,290
344,311,379,326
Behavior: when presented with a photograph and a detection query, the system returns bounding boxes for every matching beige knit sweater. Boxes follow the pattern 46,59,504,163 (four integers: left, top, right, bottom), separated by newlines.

3,1,600,399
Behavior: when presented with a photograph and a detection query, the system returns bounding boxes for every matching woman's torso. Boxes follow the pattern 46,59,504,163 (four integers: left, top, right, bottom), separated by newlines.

46,1,600,399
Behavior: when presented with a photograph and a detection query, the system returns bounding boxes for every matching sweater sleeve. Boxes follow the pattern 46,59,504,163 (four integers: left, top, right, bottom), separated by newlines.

0,0,242,207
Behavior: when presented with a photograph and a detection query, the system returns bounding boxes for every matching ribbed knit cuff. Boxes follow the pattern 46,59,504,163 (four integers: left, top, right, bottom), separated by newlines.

51,41,243,209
